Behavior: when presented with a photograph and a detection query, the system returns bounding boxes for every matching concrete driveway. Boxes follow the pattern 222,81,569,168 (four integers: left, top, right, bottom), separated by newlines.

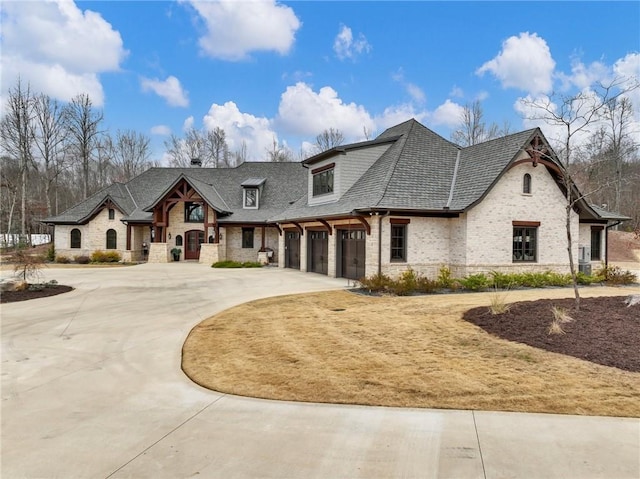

2,263,638,479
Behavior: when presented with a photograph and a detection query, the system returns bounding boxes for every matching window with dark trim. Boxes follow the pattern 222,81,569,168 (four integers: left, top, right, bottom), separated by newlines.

244,188,258,208
513,227,537,262
175,235,183,247
312,164,334,196
106,229,117,249
184,202,204,222
242,228,254,249
523,173,532,194
70,228,81,249
590,227,602,261
108,208,115,220
391,225,407,262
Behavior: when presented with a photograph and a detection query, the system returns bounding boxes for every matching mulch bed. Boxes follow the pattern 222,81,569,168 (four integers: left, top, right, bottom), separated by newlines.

463,296,640,372
1,285,73,304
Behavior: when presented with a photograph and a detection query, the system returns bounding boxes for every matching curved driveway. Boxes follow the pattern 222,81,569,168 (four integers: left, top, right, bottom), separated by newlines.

2,263,638,478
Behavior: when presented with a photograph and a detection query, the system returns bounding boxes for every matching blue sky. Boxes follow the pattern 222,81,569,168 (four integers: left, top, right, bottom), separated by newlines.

2,1,639,163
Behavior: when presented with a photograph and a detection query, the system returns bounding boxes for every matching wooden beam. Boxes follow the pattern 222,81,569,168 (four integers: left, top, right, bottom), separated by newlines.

352,216,371,235
126,224,131,250
317,219,333,235
292,222,304,236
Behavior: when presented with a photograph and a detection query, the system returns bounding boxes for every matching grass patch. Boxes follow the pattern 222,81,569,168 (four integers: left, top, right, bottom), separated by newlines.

183,287,640,417
212,260,263,268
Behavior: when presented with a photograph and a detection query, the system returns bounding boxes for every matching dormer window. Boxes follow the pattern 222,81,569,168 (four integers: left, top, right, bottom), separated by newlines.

241,178,265,209
312,163,334,196
244,188,258,208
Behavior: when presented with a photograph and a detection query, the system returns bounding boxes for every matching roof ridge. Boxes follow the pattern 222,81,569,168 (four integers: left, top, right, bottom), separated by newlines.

372,124,413,207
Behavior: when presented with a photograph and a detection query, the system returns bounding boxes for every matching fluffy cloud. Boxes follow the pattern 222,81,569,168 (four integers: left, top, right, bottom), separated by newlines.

392,68,426,104
1,0,127,106
477,32,555,95
203,101,279,161
430,100,466,128
374,103,428,131
184,0,301,61
333,24,372,61
140,76,189,107
150,125,172,136
276,82,375,138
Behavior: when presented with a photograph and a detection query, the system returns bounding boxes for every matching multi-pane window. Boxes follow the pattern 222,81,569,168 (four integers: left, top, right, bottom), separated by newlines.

312,168,334,196
590,228,602,261
244,188,258,208
391,225,407,262
106,229,117,249
70,228,81,249
523,173,532,194
242,228,254,249
185,202,204,222
108,208,115,220
513,227,537,262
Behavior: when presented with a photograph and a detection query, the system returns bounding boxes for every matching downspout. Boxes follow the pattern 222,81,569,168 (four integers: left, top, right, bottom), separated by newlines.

377,211,390,276
445,149,461,209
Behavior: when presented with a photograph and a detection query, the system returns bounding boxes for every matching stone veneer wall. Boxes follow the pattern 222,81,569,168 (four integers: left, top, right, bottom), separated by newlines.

148,243,170,263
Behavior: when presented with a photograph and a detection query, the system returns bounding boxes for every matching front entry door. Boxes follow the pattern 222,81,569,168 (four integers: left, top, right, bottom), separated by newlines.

185,230,204,260
285,231,300,269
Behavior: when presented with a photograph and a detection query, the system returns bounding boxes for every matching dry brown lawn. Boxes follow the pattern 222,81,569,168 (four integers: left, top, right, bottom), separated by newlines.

183,286,640,417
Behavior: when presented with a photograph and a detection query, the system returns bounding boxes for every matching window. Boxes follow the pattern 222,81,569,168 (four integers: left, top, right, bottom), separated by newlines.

108,208,115,220
391,225,407,262
513,227,537,262
185,202,204,222
175,235,183,247
591,227,602,261
312,164,334,196
106,229,117,249
244,188,258,208
523,173,532,194
242,228,254,249
70,228,81,249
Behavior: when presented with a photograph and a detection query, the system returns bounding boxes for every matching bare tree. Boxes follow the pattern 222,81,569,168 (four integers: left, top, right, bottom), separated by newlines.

64,93,103,199
266,137,293,162
204,127,230,168
232,140,247,166
314,127,345,153
451,100,509,146
105,129,152,182
32,94,68,216
520,78,638,309
0,79,36,236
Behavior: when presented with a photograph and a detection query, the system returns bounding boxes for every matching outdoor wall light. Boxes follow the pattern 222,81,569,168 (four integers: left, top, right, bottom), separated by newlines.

168,233,172,239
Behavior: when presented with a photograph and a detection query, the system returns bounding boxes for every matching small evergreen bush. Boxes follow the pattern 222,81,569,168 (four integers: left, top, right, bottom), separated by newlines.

90,250,121,263
459,273,490,291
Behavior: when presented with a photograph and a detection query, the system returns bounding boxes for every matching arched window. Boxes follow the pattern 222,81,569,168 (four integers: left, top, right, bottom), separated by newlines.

70,228,81,249
523,173,532,194
106,229,117,249
175,235,183,246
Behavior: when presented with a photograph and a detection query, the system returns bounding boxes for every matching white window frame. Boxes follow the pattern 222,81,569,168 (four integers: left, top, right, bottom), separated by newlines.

243,188,259,209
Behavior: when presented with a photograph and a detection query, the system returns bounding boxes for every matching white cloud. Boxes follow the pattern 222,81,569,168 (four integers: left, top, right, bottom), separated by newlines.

333,24,372,61
374,103,428,131
0,0,127,106
614,52,640,118
203,101,278,161
185,0,301,61
151,125,172,136
183,116,195,131
392,68,426,104
140,76,189,107
430,100,466,128
477,32,555,95
449,86,464,98
558,58,610,91
276,82,375,138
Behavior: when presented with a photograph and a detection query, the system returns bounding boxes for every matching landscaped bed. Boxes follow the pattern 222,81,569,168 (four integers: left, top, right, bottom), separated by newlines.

1,284,73,303
182,286,640,417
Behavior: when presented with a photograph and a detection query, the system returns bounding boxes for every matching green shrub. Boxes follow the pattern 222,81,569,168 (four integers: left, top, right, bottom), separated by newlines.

436,265,454,289
55,255,71,264
390,268,419,296
74,255,90,264
46,244,56,262
576,271,600,285
459,273,490,291
416,275,438,293
212,260,263,268
90,250,121,263
490,271,514,289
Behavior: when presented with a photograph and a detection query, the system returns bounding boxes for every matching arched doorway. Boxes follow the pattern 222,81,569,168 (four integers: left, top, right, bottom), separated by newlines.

185,230,204,260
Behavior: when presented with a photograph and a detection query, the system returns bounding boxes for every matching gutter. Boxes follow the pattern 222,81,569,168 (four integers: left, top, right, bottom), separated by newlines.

605,221,623,270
